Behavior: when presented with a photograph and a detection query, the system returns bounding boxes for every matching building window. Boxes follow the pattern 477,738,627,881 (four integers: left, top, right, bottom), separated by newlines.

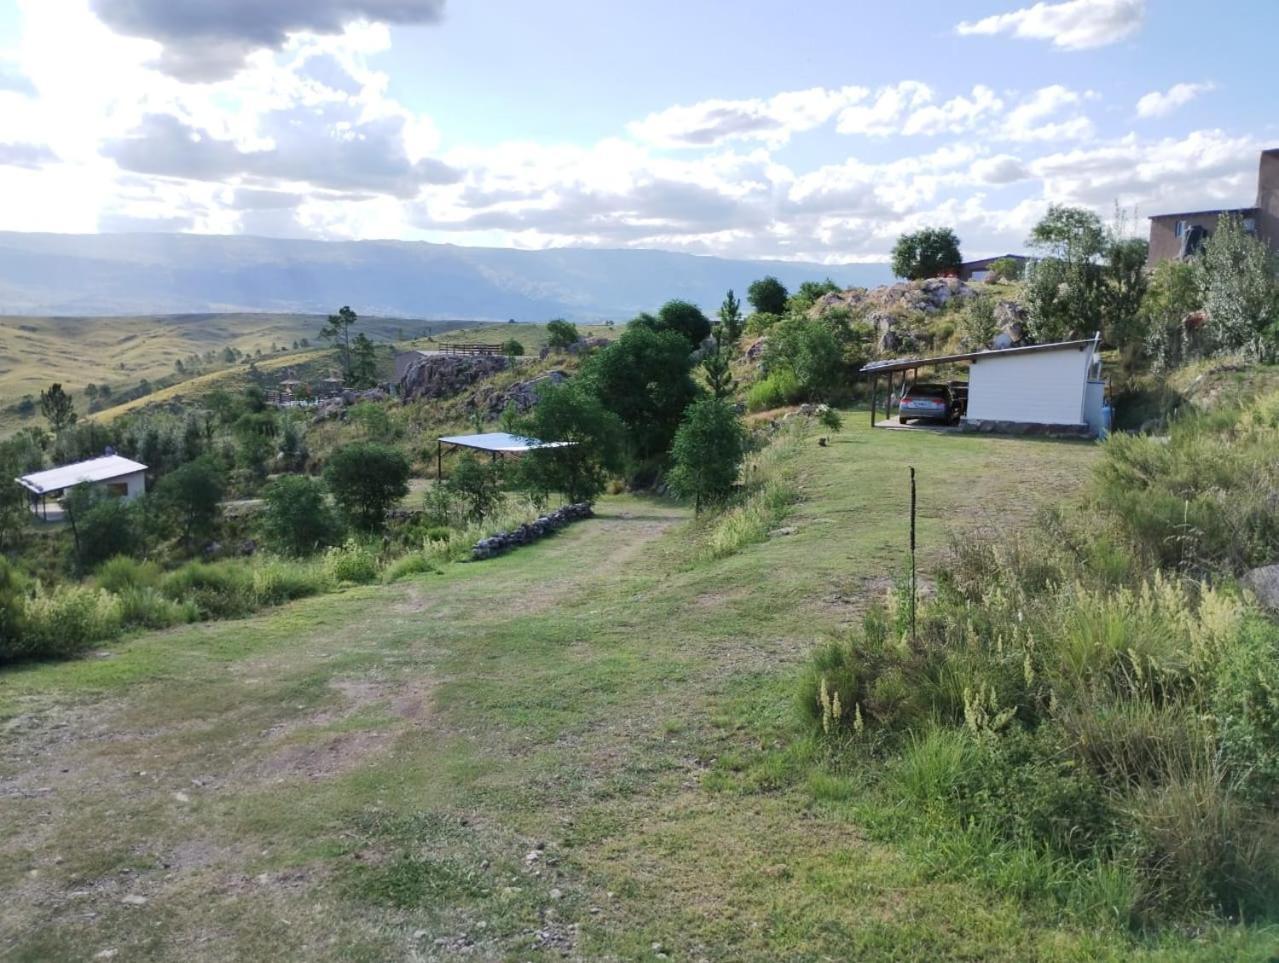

1244,217,1257,233
1174,220,1186,238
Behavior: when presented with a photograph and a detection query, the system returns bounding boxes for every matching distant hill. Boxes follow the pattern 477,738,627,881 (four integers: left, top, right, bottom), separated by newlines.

0,232,890,321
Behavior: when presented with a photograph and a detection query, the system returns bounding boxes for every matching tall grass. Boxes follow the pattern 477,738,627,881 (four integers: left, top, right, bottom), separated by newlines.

701,420,806,560
798,390,1279,927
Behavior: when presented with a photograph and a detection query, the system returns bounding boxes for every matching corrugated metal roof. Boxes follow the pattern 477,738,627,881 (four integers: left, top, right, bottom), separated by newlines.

437,432,573,453
16,455,148,494
859,337,1097,375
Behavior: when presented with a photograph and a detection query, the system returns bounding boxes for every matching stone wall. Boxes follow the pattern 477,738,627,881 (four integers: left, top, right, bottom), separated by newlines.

471,503,594,560
960,419,1092,439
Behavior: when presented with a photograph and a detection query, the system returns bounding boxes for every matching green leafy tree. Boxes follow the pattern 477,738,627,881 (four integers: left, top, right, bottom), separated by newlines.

787,278,842,314
545,319,581,350
63,484,138,570
580,326,699,459
320,305,359,382
39,383,76,434
1102,237,1151,357
667,398,748,514
700,336,735,400
232,410,277,480
891,228,962,280
324,442,410,533
1143,260,1202,369
987,257,1025,282
1029,205,1106,263
1024,206,1108,343
718,289,744,345
516,382,625,504
765,317,844,401
348,402,395,442
1195,213,1279,360
156,456,225,550
502,337,526,358
747,276,789,316
0,438,33,548
655,299,712,347
349,332,379,388
259,475,339,556
446,453,504,522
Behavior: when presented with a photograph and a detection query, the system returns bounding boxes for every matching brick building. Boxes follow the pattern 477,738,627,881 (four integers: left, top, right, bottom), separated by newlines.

1148,149,1279,266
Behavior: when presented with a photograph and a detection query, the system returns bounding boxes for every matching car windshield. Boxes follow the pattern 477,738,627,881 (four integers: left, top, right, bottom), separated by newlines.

906,384,947,399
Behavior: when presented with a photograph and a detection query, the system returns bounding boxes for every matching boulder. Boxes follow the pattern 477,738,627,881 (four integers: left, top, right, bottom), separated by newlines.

1243,565,1279,612
472,370,570,417
398,355,509,404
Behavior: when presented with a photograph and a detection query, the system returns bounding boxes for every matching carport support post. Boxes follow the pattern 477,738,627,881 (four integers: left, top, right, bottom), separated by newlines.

436,440,442,481
869,375,877,427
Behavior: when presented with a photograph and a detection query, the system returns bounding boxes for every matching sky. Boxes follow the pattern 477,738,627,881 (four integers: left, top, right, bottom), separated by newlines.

0,0,1275,263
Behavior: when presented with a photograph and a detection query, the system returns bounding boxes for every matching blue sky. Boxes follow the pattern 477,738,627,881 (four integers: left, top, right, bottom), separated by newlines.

0,0,1273,262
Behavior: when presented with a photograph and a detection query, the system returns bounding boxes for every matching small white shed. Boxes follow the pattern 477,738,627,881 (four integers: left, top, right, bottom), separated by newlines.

862,335,1106,437
966,337,1103,431
16,454,148,520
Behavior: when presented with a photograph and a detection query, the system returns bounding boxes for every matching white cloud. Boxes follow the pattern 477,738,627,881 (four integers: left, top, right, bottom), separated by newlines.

969,154,1030,184
88,0,446,80
627,86,868,148
1029,129,1259,209
956,0,1144,50
835,82,934,137
1000,85,1096,141
903,85,1004,136
1136,81,1215,118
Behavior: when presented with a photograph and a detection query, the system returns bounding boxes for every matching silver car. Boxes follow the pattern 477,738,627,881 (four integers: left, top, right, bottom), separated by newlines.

899,383,955,423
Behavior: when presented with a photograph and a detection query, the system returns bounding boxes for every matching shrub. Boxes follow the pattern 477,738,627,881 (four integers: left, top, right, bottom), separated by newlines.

383,553,438,582
161,561,257,620
1095,394,1279,575
323,539,381,585
118,586,199,629
325,443,410,534
746,370,802,412
259,475,340,556
0,559,28,660
15,584,123,660
94,556,163,594
446,453,504,522
1124,766,1279,922
252,558,332,605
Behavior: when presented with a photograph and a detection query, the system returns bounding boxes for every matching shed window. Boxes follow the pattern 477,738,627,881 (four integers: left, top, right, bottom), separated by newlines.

1244,217,1257,233
1174,220,1186,238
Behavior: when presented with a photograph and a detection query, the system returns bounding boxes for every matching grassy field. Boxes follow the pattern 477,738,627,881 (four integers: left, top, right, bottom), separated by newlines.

66,321,619,430
1,418,1270,961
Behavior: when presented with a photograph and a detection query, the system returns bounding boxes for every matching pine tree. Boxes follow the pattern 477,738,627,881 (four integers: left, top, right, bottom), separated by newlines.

39,383,76,433
320,305,359,381
718,289,744,345
701,334,735,400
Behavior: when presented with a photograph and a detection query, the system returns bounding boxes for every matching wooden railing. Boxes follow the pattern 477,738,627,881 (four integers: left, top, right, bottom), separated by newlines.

440,343,504,357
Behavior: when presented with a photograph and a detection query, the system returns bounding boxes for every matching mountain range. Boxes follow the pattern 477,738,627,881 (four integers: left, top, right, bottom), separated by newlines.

0,232,890,321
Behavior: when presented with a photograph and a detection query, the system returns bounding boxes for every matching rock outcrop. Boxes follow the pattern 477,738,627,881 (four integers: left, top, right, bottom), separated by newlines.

1244,565,1279,612
472,503,594,560
810,277,977,320
471,370,570,417
398,355,509,404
